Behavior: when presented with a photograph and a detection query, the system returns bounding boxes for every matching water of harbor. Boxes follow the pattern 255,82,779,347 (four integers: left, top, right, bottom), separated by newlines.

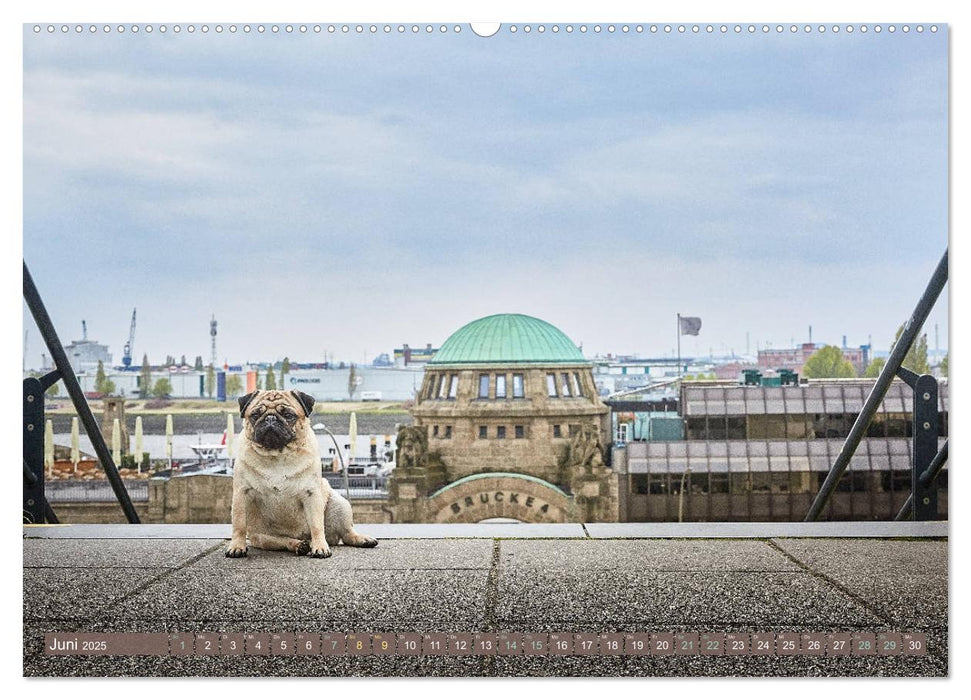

50,412,411,462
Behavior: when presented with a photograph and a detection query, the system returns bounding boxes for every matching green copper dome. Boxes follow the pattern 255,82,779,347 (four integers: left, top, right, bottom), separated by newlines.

429,314,585,365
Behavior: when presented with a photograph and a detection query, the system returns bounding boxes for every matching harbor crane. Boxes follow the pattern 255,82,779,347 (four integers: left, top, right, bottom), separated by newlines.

122,308,137,369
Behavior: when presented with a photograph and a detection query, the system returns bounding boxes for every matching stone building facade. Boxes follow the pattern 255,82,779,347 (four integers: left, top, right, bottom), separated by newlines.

388,314,618,523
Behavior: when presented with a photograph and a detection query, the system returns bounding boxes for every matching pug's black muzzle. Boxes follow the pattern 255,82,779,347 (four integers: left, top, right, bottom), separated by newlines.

253,414,296,450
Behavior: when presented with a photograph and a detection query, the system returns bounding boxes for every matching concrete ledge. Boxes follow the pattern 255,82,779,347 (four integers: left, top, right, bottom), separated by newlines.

23,521,948,540
584,521,949,539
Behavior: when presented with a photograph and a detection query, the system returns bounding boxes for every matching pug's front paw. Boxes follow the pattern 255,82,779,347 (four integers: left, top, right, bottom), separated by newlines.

226,541,248,558
308,542,332,559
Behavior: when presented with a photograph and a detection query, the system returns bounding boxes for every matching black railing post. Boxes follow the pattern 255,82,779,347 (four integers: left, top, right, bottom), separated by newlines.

895,439,948,521
910,374,940,520
23,261,141,524
805,250,947,521
23,378,46,523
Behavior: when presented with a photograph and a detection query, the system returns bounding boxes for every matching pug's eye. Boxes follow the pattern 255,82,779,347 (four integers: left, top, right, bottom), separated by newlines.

251,407,265,420
279,408,296,420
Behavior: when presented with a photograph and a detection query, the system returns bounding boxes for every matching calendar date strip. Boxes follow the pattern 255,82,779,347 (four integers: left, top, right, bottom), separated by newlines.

44,631,927,657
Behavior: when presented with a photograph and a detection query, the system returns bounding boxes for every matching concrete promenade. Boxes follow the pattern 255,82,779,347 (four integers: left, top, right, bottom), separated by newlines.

23,522,948,677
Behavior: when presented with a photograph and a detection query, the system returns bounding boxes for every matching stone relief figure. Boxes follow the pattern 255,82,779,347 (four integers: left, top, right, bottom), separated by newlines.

567,425,604,470
395,425,429,472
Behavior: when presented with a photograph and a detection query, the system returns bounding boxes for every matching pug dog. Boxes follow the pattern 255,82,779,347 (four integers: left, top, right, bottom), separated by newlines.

226,389,378,558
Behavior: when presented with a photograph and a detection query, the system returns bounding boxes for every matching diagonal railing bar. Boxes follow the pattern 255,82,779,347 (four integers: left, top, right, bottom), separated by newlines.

805,250,948,521
23,261,141,524
894,439,948,521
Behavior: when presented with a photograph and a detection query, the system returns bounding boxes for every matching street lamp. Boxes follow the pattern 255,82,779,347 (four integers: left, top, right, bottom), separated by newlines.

677,467,692,523
314,423,349,497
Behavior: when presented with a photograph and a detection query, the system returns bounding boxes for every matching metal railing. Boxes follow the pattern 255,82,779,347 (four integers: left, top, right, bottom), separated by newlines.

805,250,948,522
23,262,141,524
46,479,151,503
323,473,390,499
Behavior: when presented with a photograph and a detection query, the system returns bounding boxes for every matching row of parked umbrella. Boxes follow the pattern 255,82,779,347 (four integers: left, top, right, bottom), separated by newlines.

42,414,214,477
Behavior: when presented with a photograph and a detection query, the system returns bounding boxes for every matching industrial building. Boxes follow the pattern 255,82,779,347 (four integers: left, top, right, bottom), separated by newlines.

758,342,870,376
611,378,948,522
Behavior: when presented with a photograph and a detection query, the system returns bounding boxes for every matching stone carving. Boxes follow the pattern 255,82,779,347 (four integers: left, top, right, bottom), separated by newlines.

395,425,429,473
566,425,604,470
392,424,448,496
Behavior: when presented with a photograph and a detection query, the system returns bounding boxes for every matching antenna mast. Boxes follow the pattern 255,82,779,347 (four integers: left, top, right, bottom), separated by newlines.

210,315,218,368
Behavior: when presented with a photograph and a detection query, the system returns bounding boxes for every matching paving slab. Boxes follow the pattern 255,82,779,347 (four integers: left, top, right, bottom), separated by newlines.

111,568,490,625
191,538,494,571
499,539,800,572
23,538,222,568
771,538,948,575
496,570,881,628
772,539,949,628
23,568,171,621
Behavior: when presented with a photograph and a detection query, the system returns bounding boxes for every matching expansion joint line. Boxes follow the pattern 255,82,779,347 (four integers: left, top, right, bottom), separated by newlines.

481,538,502,675
105,541,227,612
765,539,894,626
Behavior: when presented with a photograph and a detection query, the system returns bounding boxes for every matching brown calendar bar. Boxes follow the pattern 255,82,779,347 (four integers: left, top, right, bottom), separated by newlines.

41,631,928,656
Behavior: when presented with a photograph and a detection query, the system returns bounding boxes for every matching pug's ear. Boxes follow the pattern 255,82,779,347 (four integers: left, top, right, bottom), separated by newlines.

291,390,316,417
238,391,259,417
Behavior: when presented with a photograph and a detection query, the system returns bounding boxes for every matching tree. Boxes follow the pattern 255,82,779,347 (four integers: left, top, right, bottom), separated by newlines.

94,360,116,395
863,357,886,378
139,354,152,399
892,325,930,375
205,364,216,398
266,367,277,390
225,374,244,397
281,357,291,388
802,346,857,379
152,377,173,399
194,355,204,372
45,381,60,398
347,363,358,400
940,353,948,377
165,355,175,367
255,372,263,390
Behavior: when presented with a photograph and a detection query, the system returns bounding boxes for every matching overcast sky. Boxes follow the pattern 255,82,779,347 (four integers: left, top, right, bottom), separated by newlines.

21,24,949,369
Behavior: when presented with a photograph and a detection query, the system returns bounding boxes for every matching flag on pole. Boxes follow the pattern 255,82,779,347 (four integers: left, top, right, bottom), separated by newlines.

679,316,702,336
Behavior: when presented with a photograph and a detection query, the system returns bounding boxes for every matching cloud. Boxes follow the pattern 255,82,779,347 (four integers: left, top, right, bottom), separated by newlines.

21,31,948,369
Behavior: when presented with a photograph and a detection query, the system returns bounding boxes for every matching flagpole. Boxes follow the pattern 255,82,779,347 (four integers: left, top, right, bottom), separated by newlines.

677,313,682,380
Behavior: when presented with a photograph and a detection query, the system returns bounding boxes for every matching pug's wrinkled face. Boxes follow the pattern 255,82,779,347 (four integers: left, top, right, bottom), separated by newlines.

239,390,316,451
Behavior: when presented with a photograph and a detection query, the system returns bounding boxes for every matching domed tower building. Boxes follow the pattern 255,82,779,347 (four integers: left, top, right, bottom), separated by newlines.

389,314,619,523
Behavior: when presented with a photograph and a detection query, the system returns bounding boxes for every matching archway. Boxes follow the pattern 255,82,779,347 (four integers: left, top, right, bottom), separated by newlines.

426,472,573,523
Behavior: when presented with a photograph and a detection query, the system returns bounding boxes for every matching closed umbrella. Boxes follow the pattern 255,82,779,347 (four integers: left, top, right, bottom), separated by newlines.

165,414,174,470
70,417,80,474
348,412,357,464
134,416,144,474
44,419,54,478
112,418,122,466
226,413,235,459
